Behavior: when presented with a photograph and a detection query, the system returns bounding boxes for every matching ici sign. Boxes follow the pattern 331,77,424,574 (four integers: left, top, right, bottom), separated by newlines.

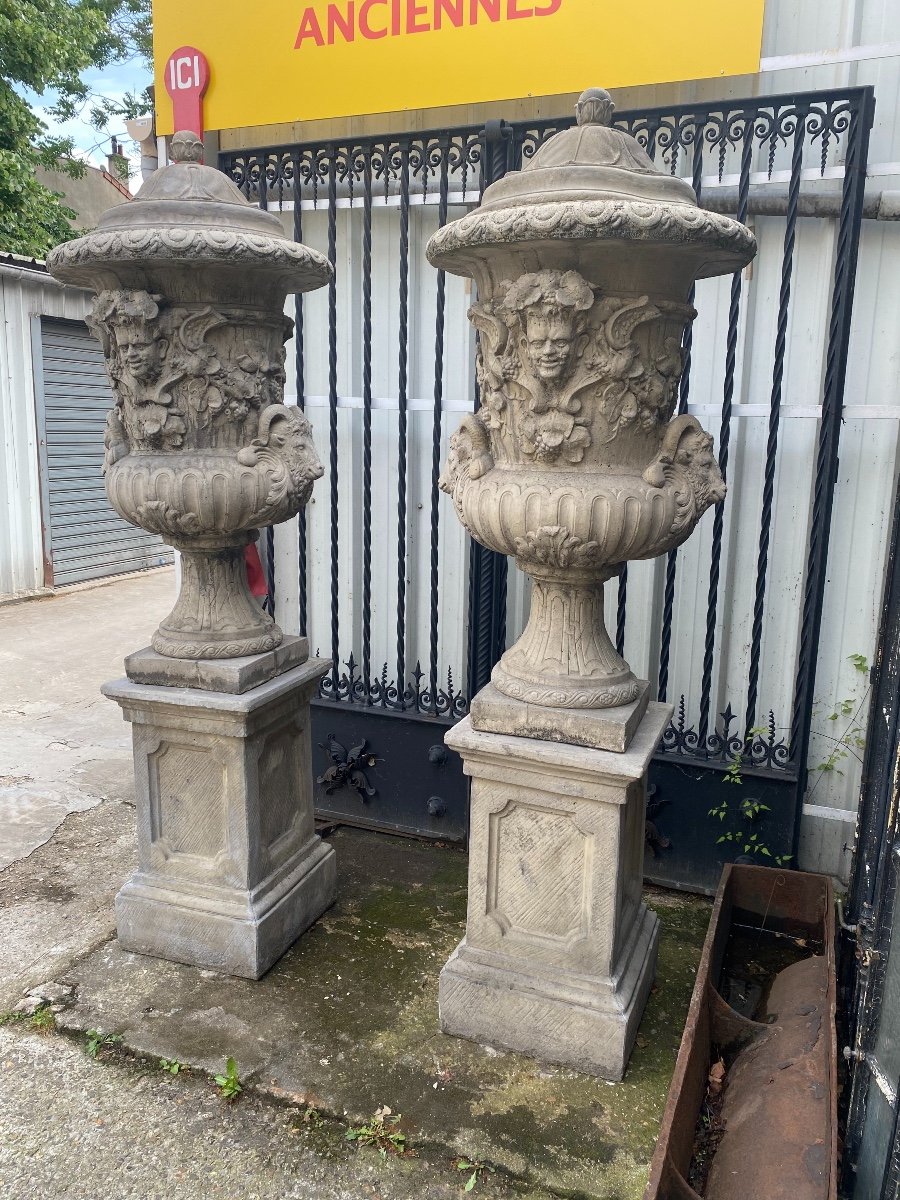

163,45,210,140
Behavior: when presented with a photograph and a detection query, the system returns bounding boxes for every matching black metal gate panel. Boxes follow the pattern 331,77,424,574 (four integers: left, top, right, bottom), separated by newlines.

841,468,900,1198
220,84,874,891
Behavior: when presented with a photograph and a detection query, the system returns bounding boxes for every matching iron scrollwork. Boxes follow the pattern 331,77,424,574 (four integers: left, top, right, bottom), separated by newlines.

316,733,378,803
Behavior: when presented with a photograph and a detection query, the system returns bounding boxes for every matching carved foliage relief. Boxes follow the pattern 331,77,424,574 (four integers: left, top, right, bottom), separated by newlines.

88,288,292,461
458,268,690,478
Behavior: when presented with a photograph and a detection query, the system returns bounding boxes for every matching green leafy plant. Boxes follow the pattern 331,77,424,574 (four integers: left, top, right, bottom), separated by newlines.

85,1029,122,1058
159,1057,185,1075
716,829,791,866
345,1106,410,1160
0,1004,56,1032
457,1158,486,1192
214,1056,242,1100
813,654,870,778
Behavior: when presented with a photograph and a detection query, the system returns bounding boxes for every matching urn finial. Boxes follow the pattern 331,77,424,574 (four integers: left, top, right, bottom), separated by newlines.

575,87,614,127
170,130,204,163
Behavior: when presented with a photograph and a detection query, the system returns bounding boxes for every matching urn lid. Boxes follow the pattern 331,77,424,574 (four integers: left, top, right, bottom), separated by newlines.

480,88,698,211
47,131,332,295
427,88,756,281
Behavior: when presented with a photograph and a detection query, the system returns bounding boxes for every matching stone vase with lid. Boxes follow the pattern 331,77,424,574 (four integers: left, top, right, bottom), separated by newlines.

45,133,338,979
47,130,332,659
430,89,756,1078
431,88,756,738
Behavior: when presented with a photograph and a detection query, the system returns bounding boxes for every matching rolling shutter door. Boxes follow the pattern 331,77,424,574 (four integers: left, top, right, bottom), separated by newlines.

39,318,173,586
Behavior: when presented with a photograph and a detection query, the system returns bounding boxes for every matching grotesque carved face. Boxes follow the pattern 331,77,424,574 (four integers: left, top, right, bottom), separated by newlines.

114,322,168,385
523,309,580,382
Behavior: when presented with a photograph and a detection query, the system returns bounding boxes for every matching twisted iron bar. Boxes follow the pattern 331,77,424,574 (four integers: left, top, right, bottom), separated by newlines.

745,109,806,735
361,148,374,701
790,95,871,769
698,118,754,747
616,565,628,658
327,151,340,693
292,154,308,636
428,144,450,714
396,142,411,709
658,131,704,701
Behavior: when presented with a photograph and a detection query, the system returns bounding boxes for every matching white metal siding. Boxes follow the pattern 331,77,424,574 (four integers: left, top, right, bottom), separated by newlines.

0,268,97,597
268,56,900,883
38,318,172,586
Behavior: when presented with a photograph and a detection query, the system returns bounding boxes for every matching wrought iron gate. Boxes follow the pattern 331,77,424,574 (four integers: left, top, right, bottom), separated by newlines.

220,84,875,890
841,468,900,1199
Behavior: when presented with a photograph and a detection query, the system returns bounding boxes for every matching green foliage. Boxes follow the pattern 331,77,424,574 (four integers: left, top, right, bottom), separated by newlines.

813,654,870,778
159,1057,185,1075
85,1028,122,1057
345,1107,410,1160
708,727,784,862
456,1159,486,1192
0,1003,56,1032
0,0,151,256
214,1056,242,1100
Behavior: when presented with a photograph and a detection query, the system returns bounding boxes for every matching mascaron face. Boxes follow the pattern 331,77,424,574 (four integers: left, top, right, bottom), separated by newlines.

523,310,580,382
114,323,168,383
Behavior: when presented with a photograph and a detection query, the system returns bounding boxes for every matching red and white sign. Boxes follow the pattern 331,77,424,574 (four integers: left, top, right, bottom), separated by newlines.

163,46,210,139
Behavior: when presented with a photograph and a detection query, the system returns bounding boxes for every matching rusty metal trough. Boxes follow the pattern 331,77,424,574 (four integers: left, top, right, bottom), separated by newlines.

645,864,837,1200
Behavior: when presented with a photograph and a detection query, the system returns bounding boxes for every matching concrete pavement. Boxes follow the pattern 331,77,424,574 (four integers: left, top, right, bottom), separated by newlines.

0,568,174,867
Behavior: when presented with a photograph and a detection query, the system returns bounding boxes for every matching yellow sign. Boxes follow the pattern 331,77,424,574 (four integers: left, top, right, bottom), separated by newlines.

153,0,765,135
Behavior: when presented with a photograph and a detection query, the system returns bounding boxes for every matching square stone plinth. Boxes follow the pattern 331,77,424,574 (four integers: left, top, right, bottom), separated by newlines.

469,679,650,752
125,635,309,695
439,702,671,1079
102,657,335,979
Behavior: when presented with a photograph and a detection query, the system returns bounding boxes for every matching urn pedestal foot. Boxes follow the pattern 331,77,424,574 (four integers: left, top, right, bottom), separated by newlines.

103,656,335,979
439,702,670,1079
152,540,283,661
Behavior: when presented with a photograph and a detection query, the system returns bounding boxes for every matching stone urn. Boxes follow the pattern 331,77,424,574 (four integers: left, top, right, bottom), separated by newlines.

47,130,332,659
430,89,756,720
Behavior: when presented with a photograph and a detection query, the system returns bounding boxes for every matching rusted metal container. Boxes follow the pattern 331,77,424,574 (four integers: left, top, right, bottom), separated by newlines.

645,864,836,1200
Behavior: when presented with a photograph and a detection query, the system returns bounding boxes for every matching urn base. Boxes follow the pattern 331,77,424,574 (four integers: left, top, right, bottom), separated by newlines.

152,541,284,661
470,678,650,752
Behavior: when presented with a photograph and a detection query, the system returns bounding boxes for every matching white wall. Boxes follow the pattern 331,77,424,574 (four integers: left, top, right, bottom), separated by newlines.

0,264,94,599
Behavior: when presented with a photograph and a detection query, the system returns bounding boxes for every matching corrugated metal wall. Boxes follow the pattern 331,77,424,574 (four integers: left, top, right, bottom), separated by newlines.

0,267,172,598
0,267,94,598
37,319,172,586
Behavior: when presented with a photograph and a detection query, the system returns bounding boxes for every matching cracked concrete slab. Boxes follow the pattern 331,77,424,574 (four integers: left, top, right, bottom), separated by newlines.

0,569,173,867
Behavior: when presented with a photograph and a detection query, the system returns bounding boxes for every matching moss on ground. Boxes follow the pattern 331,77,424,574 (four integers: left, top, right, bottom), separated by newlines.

273,831,711,1200
59,827,711,1200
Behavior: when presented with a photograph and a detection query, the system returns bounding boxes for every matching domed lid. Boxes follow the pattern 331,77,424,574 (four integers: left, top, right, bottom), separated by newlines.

427,88,756,281
480,87,697,211
47,130,332,295
96,130,284,237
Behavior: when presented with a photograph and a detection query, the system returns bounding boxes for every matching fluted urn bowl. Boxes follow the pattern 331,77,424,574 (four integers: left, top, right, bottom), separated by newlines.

47,132,332,658
429,89,756,708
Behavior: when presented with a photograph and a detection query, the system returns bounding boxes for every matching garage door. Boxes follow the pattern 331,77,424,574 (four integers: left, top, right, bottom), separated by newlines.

38,318,173,587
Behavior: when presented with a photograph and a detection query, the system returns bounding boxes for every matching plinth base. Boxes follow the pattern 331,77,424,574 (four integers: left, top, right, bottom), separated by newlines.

439,903,659,1079
116,836,336,979
470,679,650,752
103,656,334,979
441,703,671,1079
